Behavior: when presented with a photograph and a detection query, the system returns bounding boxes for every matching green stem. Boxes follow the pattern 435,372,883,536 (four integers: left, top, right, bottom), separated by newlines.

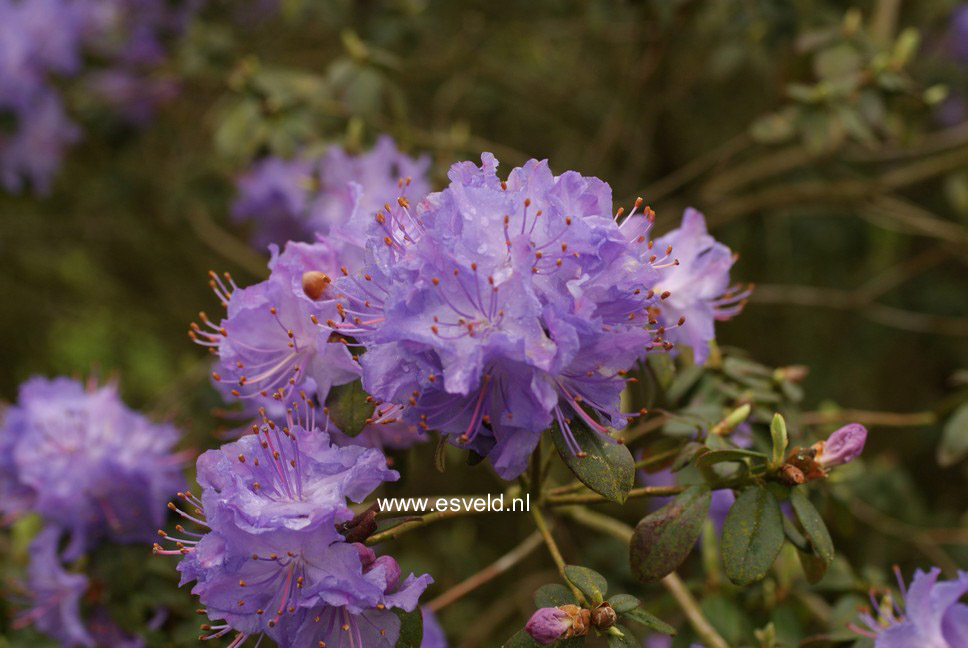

531,506,585,604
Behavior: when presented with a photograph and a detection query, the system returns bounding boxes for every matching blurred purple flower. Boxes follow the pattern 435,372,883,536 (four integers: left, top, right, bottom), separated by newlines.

951,4,968,63
232,135,431,255
0,376,186,559
0,90,80,194
421,607,449,648
852,567,968,647
158,418,432,647
13,526,93,647
0,0,200,194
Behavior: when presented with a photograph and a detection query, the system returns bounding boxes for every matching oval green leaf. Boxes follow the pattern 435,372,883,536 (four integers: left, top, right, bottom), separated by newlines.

721,486,785,586
695,448,768,468
534,583,577,608
552,420,634,504
393,607,423,648
789,486,834,564
607,593,640,614
621,608,676,635
503,630,542,648
563,564,608,603
326,380,371,437
797,548,828,584
630,484,711,584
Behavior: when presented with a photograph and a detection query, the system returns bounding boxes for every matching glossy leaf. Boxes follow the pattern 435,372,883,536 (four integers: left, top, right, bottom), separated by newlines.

552,421,634,504
789,486,834,564
563,565,608,603
630,485,711,583
721,486,785,585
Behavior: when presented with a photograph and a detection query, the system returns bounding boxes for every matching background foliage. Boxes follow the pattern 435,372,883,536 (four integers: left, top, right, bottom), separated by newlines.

1,1,967,646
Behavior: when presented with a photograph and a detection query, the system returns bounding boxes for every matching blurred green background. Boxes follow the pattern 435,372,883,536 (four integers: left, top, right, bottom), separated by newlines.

1,1,967,646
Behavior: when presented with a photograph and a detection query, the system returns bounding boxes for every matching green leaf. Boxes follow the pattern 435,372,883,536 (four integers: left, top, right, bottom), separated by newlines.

504,630,585,648
606,624,638,647
393,608,423,648
938,404,968,467
551,420,634,504
325,380,371,437
789,487,834,564
630,485,711,583
797,548,828,584
622,608,676,635
534,583,577,608
721,486,785,585
607,594,640,614
671,442,709,472
695,449,768,468
770,414,788,468
781,515,810,552
563,565,608,603
504,630,542,648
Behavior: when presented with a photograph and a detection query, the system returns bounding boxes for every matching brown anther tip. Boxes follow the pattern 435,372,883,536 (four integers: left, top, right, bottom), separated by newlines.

576,451,588,458
660,291,671,300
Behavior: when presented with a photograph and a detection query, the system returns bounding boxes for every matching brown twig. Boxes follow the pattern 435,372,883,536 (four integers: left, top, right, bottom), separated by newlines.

426,531,543,612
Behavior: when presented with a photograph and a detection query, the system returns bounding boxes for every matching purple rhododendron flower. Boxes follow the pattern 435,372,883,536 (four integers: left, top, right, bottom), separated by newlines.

646,207,748,364
13,526,93,647
814,423,867,469
0,376,186,559
421,607,449,648
852,567,968,647
232,135,431,254
157,414,432,647
525,607,571,645
334,154,707,479
194,241,361,410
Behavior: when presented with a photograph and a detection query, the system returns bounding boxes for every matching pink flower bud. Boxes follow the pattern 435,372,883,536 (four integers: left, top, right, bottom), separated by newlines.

525,607,571,645
815,423,867,469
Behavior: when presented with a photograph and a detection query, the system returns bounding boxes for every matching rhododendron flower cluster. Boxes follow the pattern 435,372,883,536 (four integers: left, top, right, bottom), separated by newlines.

331,154,745,478
1,376,186,645
156,407,432,647
0,376,186,557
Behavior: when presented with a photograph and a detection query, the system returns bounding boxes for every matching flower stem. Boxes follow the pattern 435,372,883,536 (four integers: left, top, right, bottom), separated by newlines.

530,506,585,604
